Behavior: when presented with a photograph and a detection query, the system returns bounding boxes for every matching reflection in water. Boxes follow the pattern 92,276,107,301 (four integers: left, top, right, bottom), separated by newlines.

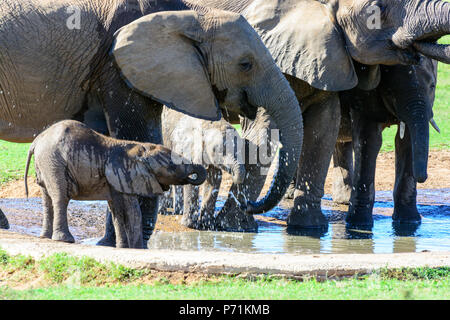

330,223,375,254
392,222,420,237
286,226,328,238
142,189,449,254
393,236,417,253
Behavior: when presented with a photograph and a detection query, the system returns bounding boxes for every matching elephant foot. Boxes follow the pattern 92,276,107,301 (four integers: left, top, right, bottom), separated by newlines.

0,208,10,229
392,203,421,224
331,187,352,205
96,235,116,247
287,203,328,228
345,204,374,228
39,230,52,239
52,230,75,243
198,213,217,231
215,209,258,233
181,212,201,230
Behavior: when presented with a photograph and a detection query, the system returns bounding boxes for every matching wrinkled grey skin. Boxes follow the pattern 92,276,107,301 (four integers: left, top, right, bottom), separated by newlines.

159,106,256,231
0,209,9,229
210,107,278,231
24,120,206,248
191,0,450,229
332,57,438,227
0,0,303,245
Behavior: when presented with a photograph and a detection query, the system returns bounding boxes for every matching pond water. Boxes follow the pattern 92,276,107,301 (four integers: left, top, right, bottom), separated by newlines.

143,189,450,254
2,188,449,254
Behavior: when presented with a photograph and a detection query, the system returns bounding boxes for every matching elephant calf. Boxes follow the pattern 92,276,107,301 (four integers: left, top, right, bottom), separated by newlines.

160,106,247,230
24,120,206,248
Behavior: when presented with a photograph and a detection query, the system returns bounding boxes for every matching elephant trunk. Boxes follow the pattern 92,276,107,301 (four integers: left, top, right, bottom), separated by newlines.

184,164,207,185
406,120,430,183
404,0,450,63
413,42,450,64
398,100,430,183
246,67,303,214
219,153,246,184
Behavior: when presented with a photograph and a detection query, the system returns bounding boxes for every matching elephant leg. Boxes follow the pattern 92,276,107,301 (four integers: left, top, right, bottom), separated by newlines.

287,94,341,228
392,126,421,224
215,183,258,232
214,109,273,232
158,188,173,215
198,166,221,230
213,160,261,232
39,187,54,239
180,184,200,229
95,77,163,248
51,195,73,243
139,197,159,246
97,209,116,247
99,189,157,249
345,114,382,227
0,208,9,230
173,186,184,215
331,141,353,205
108,193,143,249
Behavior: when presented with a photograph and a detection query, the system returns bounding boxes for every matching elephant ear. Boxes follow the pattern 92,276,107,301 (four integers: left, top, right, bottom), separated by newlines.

105,145,164,197
111,11,221,121
242,0,357,91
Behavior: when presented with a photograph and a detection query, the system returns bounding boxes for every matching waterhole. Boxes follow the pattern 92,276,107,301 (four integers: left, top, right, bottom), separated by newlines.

1,188,449,254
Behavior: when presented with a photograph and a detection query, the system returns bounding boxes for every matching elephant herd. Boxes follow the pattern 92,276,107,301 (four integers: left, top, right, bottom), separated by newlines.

0,0,448,248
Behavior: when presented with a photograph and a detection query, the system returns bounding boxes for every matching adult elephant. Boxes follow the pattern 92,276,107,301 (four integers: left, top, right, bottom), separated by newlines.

332,56,438,227
0,0,304,244
190,0,450,229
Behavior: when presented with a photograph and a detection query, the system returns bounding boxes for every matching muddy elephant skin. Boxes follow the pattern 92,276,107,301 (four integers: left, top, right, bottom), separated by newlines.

24,120,206,248
189,0,450,229
0,0,303,244
160,106,258,231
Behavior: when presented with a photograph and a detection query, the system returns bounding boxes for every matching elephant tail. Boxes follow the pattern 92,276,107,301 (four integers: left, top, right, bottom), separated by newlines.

24,142,36,199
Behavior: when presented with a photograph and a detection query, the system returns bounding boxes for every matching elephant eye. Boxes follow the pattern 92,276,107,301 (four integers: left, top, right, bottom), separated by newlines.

239,60,253,72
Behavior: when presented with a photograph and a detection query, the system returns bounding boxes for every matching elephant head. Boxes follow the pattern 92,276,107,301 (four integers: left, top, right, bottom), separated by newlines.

201,121,247,184
379,57,438,183
237,0,450,91
106,143,207,197
111,9,303,213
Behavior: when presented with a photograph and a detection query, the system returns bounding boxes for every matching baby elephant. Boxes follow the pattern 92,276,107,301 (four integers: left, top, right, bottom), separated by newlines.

24,120,206,248
161,106,246,229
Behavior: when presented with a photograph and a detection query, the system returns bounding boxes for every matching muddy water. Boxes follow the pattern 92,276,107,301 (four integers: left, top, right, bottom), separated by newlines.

1,188,449,254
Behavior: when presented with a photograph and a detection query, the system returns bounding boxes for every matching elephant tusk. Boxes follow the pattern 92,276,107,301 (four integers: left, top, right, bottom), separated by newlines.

430,119,441,134
399,121,405,139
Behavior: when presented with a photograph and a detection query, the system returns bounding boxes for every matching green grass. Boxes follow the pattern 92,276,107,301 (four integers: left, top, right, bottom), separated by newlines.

0,141,34,185
2,277,449,300
0,249,449,300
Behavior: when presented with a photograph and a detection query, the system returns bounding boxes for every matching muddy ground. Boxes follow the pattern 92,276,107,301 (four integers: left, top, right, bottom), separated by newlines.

0,150,449,238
